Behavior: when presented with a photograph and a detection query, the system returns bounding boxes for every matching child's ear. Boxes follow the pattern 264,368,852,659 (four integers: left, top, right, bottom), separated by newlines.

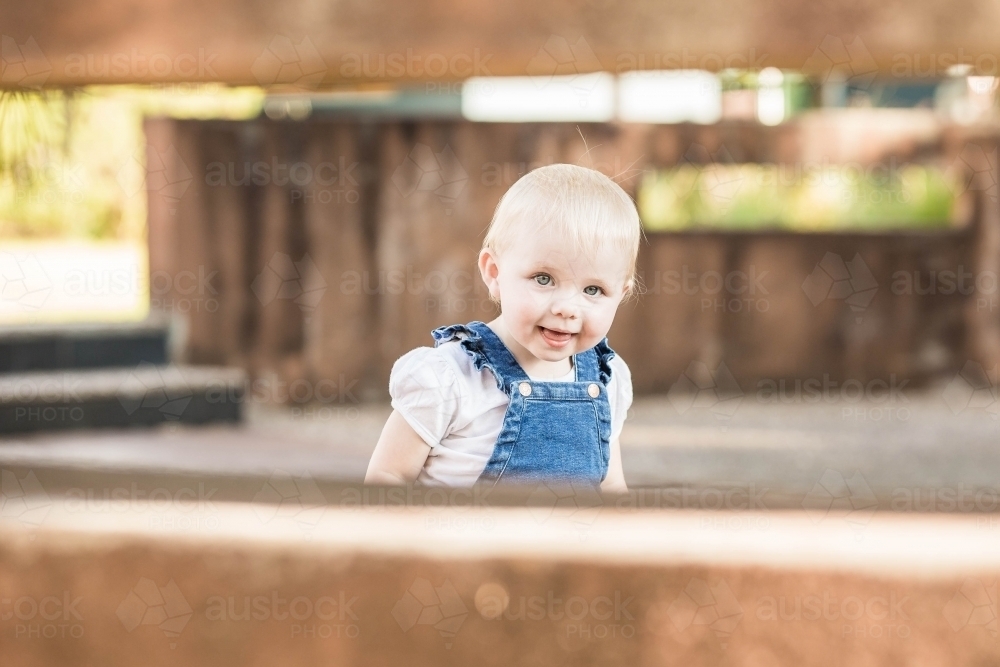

478,248,501,302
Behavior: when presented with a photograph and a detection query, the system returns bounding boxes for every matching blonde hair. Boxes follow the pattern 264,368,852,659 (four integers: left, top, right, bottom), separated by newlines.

483,164,643,301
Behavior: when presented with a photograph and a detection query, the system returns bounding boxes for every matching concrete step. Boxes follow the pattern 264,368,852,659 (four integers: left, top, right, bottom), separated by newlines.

0,474,998,666
0,364,245,433
0,314,173,372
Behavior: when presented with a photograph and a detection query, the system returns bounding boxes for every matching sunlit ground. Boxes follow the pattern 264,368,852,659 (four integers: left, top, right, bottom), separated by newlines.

1,391,995,493
0,85,262,324
0,239,147,324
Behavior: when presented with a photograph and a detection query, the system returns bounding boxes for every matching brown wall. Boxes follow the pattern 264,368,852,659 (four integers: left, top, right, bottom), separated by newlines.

146,116,1000,399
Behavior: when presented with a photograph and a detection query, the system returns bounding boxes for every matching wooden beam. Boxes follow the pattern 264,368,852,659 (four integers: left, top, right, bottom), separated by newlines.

4,489,1000,665
2,0,1000,87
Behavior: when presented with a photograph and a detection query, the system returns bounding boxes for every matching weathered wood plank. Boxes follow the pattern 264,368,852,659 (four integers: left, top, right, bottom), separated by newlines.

4,0,1000,86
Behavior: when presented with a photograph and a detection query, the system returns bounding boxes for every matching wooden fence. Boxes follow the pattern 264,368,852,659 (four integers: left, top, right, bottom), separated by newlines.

145,115,1000,398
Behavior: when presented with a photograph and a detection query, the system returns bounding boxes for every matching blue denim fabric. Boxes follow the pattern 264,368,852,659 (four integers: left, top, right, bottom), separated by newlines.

431,320,615,487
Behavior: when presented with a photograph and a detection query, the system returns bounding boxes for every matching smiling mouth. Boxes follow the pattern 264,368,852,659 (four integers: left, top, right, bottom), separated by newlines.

539,326,575,346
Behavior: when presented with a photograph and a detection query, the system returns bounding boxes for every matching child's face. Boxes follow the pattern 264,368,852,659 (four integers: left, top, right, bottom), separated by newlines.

479,224,630,363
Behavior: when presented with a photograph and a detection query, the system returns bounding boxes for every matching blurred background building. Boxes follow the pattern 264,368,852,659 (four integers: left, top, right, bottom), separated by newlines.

3,55,999,402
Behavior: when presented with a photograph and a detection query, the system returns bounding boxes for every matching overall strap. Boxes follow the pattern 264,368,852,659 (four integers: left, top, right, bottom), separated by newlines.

580,337,617,386
430,321,618,392
430,321,530,396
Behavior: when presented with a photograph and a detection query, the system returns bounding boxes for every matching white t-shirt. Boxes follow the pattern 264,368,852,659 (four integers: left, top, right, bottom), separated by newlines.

389,339,633,487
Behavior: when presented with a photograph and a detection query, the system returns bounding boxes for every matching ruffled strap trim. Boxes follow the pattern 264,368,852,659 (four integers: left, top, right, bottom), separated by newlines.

430,321,509,395
432,321,616,392
593,337,616,386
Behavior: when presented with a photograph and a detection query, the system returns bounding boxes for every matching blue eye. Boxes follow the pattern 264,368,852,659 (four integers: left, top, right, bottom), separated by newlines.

534,274,552,286
584,285,604,296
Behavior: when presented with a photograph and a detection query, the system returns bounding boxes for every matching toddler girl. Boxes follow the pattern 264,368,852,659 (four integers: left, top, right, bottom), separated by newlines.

365,163,641,491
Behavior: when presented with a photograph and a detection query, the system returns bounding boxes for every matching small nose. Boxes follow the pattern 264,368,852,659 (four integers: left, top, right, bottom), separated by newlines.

550,293,581,319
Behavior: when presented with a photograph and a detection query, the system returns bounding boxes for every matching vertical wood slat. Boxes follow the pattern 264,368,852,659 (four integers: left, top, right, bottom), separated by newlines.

249,122,307,384
202,122,251,368
960,135,1000,375
146,118,220,364
143,117,178,327
302,121,377,401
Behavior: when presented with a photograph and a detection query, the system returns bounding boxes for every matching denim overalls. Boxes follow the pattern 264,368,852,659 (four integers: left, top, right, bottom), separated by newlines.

430,320,616,487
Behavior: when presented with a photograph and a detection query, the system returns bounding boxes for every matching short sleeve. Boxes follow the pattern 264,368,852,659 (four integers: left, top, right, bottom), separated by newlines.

609,355,633,443
389,347,463,448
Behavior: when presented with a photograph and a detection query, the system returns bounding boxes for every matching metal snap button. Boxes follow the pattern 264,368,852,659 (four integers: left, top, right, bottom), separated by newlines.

519,382,532,396
588,383,600,398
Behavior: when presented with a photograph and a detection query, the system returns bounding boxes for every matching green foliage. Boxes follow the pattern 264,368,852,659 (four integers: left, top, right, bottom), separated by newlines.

0,85,264,241
638,163,955,232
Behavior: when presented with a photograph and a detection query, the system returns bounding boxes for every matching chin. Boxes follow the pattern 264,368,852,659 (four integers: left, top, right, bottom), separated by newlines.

529,341,576,360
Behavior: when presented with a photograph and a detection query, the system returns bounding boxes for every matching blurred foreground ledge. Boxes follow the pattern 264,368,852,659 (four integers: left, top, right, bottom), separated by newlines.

4,0,1000,86
2,482,1000,665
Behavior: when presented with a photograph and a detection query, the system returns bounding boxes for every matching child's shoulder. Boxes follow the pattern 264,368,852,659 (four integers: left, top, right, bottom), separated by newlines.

608,349,631,381
390,340,479,396
606,350,633,402
393,339,478,373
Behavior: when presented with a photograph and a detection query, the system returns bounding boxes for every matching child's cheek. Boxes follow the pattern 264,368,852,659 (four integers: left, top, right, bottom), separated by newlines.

521,286,548,310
